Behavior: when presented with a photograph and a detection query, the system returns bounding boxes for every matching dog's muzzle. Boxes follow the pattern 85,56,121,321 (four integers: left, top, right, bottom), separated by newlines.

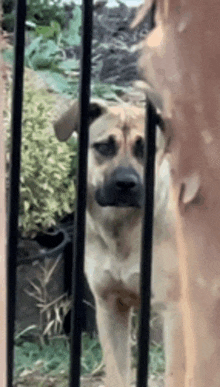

95,167,144,208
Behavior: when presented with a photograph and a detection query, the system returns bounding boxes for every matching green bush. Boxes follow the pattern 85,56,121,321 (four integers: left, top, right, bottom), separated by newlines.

21,6,82,97
26,0,66,29
2,0,66,32
10,87,78,237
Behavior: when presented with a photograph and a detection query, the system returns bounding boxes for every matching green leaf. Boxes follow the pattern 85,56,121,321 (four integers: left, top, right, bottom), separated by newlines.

50,20,61,36
25,36,43,58
37,70,77,95
58,59,79,72
36,25,55,39
25,39,60,70
61,6,81,47
36,21,61,39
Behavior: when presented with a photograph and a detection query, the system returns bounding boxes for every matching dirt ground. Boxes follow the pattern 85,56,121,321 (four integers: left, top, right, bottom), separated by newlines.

81,372,164,387
14,371,164,387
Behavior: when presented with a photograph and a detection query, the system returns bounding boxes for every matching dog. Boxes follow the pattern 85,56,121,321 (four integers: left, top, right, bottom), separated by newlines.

54,99,183,387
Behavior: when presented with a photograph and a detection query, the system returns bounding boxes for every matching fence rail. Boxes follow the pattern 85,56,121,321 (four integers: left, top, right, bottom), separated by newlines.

6,0,157,386
7,0,26,385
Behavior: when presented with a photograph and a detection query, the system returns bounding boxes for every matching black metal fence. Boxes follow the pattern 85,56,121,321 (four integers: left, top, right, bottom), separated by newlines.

6,0,157,386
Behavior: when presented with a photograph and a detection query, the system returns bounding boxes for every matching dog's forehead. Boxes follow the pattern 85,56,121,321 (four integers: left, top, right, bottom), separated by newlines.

89,105,145,142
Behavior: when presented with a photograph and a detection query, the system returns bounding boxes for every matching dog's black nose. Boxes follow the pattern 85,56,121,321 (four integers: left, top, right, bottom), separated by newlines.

116,180,136,189
115,168,139,190
95,166,143,207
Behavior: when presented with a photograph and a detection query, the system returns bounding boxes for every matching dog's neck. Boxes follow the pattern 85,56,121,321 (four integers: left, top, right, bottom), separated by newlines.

86,203,142,258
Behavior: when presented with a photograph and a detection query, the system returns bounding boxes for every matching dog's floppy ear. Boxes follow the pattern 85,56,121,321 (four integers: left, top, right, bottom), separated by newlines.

54,99,108,141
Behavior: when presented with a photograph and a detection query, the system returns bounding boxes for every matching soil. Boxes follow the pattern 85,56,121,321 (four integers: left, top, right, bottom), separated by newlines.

14,370,164,387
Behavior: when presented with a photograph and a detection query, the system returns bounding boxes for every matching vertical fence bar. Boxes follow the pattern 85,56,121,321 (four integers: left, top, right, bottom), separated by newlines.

136,101,157,387
69,0,93,386
0,31,7,387
7,0,26,385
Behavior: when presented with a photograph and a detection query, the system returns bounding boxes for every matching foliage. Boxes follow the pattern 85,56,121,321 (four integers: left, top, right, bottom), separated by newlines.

14,333,102,380
132,341,165,376
2,0,66,32
149,343,165,375
3,1,82,97
14,338,70,378
91,82,131,101
24,6,81,68
25,257,72,338
60,5,81,47
25,36,61,70
6,85,77,237
14,332,164,385
20,6,82,97
81,333,102,375
3,2,132,100
26,5,82,49
26,0,66,30
131,310,165,376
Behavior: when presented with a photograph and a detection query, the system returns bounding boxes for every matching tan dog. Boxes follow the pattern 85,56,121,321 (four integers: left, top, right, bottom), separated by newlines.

54,99,182,387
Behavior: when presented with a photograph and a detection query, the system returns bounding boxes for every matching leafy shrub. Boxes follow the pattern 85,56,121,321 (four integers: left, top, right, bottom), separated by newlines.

26,0,66,29
20,6,82,97
6,85,77,237
2,0,66,32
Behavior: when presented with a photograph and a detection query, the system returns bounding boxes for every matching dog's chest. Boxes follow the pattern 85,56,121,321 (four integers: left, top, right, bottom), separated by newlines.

85,223,141,295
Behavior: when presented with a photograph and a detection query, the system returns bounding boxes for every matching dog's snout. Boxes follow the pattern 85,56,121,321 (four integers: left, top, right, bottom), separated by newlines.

115,171,139,190
95,166,143,208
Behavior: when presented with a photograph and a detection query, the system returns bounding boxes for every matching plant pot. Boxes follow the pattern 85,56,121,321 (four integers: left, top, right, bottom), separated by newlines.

16,226,69,335
16,217,97,336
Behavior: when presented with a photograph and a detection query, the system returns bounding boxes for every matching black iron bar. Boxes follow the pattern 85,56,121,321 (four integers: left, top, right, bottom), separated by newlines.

7,0,26,385
69,0,93,386
136,101,157,387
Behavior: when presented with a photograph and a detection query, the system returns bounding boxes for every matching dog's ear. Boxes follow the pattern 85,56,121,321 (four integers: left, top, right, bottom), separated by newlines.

53,99,108,141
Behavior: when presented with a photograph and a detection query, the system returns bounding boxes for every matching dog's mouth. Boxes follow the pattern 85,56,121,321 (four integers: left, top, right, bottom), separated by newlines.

95,167,144,208
95,188,143,208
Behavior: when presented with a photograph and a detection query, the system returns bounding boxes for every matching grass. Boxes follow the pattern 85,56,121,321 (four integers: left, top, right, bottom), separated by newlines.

14,333,103,385
14,333,103,378
14,332,164,387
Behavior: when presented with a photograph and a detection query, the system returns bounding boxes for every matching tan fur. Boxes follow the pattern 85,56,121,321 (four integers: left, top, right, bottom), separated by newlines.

54,100,182,387
136,1,220,386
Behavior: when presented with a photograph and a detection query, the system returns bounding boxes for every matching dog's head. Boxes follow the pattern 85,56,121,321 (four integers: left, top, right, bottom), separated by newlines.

54,99,146,209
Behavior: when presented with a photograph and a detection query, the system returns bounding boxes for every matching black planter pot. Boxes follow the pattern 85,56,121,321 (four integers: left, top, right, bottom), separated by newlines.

16,214,97,336
17,226,70,266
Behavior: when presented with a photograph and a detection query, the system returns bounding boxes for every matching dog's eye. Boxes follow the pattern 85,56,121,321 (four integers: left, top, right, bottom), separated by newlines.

93,137,117,157
133,138,144,160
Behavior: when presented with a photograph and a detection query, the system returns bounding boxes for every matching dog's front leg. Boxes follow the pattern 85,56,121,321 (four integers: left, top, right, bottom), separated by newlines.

95,294,132,387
